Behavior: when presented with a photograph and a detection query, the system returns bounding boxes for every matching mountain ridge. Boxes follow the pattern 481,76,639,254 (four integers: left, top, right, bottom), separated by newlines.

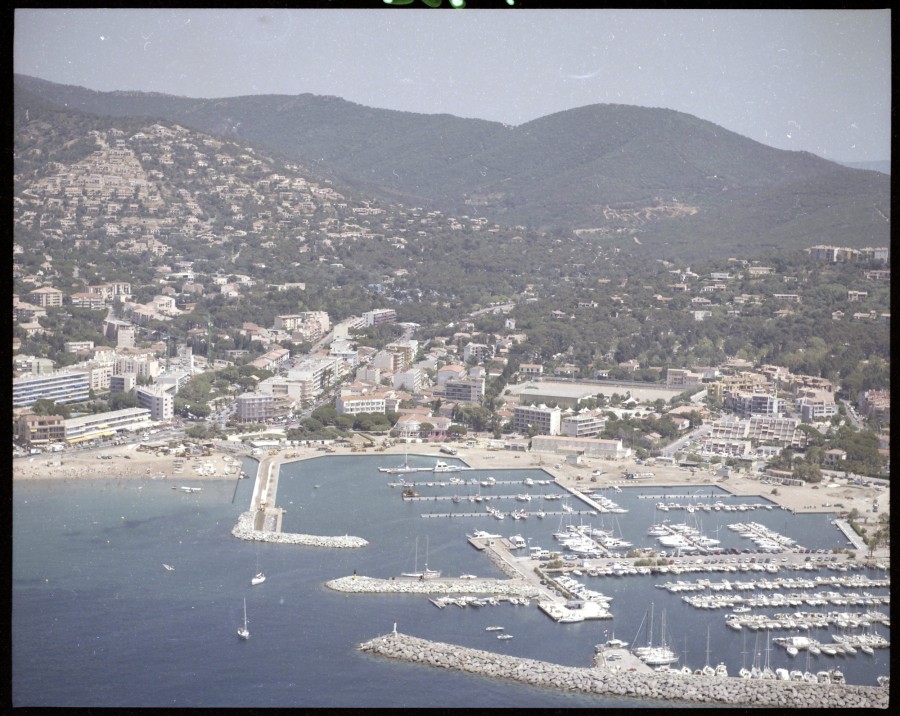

14,74,890,260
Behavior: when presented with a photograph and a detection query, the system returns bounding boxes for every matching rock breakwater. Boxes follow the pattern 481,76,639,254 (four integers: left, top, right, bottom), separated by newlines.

327,575,545,598
231,511,368,548
359,632,887,708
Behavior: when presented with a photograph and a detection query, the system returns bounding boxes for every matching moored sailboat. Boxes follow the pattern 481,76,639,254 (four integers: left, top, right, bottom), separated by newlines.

237,598,250,640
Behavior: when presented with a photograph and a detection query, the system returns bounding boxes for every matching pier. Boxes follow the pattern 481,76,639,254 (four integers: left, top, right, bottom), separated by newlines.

833,519,867,551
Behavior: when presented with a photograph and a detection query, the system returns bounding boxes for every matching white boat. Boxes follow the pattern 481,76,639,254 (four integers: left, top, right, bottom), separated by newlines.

401,536,441,579
632,603,679,666
380,444,423,474
237,598,250,640
179,486,202,493
251,572,266,586
485,626,504,632
470,530,501,540
433,460,466,473
163,563,174,571
497,634,513,640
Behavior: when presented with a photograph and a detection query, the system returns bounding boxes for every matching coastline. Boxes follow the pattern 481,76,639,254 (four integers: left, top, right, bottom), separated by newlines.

12,438,889,546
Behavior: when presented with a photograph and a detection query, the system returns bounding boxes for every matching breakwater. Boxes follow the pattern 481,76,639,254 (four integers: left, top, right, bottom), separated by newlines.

359,632,888,708
326,575,545,599
231,511,368,548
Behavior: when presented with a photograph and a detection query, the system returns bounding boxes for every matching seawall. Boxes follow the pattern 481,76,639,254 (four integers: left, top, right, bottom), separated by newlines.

326,575,545,598
231,511,368,548
359,632,888,708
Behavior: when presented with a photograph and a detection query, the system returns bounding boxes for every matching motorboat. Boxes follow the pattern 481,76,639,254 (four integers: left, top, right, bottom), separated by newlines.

251,572,266,586
497,634,513,640
163,563,174,571
485,626,504,632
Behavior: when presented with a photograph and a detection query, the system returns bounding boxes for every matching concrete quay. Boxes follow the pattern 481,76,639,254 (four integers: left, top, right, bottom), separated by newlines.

231,511,368,548
326,575,546,599
359,631,888,708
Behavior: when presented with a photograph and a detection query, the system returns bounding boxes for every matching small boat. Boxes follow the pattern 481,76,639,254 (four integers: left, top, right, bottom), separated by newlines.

163,563,174,571
485,626,504,632
179,486,202,493
497,634,513,640
237,598,250,640
251,572,266,586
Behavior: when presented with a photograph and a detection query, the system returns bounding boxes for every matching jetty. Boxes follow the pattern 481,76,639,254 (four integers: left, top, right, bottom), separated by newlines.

359,631,887,708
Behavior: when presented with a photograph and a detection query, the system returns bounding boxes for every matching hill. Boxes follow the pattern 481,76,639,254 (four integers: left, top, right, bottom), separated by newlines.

14,74,891,262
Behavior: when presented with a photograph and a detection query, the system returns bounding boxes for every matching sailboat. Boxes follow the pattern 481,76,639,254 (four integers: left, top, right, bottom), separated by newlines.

701,625,716,676
401,536,441,579
380,442,421,474
251,542,266,585
632,602,678,666
237,598,250,640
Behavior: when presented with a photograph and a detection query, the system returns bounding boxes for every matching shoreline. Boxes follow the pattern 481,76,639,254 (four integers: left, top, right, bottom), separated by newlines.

12,438,889,549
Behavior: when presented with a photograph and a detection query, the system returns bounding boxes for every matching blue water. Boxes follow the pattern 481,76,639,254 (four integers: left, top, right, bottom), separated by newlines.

12,455,890,707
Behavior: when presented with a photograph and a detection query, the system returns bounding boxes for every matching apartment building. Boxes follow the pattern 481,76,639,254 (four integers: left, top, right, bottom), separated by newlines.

13,370,91,407
561,413,606,438
136,386,175,421
513,404,562,436
463,342,493,364
443,376,485,404
336,390,387,415
27,286,64,308
362,308,397,326
17,414,66,448
235,392,275,423
64,408,152,444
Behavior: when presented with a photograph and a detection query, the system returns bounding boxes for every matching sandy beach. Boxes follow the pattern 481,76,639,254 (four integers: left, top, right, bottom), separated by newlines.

15,438,888,528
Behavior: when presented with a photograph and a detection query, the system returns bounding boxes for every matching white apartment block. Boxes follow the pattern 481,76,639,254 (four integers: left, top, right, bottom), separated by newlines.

27,286,63,308
443,377,485,404
136,386,175,421
518,363,544,377
13,370,91,407
392,368,425,393
373,350,404,373
64,408,152,444
530,435,629,459
336,391,387,415
117,325,136,349
384,340,418,371
513,404,562,436
463,342,493,364
561,413,606,438
110,374,137,393
115,355,160,380
362,308,397,326
436,364,468,385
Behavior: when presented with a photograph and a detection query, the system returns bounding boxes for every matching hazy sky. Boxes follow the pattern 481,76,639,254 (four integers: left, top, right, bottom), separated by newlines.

14,8,891,162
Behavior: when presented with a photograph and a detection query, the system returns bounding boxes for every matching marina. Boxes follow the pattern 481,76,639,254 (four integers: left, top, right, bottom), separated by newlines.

13,448,891,707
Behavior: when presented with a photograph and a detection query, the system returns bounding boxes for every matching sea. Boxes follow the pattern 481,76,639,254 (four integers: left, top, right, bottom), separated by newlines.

12,454,890,707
